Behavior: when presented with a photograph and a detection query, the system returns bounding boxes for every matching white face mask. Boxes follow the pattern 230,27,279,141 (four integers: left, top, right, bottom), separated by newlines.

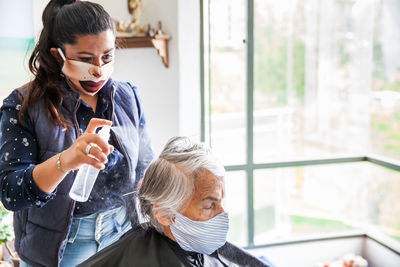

170,212,229,255
57,48,114,83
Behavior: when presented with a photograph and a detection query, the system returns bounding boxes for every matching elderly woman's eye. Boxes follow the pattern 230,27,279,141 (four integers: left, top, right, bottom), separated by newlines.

204,203,215,210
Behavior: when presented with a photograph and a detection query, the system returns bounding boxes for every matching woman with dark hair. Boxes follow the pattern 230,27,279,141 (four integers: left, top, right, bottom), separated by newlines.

0,0,154,266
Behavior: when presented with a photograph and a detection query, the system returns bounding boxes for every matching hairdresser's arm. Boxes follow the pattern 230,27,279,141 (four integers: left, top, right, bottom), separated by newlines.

0,92,111,210
0,91,53,210
32,118,113,194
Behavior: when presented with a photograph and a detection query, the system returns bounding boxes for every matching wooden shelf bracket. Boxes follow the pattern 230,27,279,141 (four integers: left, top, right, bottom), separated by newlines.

116,34,171,68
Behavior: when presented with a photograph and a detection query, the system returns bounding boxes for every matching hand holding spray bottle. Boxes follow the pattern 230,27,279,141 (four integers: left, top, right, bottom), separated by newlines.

69,125,111,202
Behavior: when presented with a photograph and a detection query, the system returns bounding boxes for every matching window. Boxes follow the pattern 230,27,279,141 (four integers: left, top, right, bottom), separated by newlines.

202,0,400,247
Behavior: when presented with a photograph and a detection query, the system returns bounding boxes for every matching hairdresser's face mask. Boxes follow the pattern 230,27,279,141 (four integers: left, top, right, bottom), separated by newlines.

170,212,229,255
57,48,114,94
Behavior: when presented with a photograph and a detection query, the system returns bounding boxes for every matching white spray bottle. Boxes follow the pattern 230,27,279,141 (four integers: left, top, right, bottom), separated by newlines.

69,126,111,202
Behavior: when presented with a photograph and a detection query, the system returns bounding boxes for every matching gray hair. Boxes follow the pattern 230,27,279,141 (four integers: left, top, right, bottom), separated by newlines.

138,136,225,232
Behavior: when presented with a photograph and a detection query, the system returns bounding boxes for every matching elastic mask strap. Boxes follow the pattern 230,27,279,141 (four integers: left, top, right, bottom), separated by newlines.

57,48,66,61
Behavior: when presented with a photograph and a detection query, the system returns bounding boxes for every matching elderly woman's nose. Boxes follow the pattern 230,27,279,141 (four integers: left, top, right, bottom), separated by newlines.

217,204,225,214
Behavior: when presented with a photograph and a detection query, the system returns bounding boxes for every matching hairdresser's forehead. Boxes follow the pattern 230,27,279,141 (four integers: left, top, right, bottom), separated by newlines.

64,29,115,55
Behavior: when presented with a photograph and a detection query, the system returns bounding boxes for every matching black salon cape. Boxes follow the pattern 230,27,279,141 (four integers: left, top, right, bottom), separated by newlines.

78,225,270,267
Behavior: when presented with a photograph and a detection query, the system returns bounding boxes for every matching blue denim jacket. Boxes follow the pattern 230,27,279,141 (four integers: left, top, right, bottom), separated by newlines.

0,79,154,267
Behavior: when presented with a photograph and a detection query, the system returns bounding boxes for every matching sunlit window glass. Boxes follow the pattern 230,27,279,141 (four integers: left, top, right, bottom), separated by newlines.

209,0,247,166
254,0,372,162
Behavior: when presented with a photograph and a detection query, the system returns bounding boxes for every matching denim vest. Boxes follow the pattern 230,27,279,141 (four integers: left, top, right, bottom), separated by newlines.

8,79,154,267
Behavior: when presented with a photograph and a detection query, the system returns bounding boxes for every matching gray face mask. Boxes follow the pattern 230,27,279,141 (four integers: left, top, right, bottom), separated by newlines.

170,212,229,255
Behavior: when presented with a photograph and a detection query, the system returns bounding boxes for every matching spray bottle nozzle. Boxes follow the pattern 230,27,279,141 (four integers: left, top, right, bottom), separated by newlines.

98,126,111,143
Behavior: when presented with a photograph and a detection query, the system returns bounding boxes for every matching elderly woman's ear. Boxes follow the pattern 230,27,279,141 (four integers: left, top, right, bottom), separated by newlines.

153,204,174,226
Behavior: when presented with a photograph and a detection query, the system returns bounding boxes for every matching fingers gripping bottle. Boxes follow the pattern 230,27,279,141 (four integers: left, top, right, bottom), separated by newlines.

69,126,111,202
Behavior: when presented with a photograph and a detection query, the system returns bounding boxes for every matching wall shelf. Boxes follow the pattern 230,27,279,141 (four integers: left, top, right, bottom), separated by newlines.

116,34,171,68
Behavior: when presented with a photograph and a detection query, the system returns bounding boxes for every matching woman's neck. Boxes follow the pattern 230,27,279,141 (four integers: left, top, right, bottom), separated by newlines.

64,78,98,112
81,94,98,112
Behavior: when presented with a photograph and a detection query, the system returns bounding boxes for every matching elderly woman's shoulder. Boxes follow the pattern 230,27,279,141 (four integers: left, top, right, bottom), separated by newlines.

104,224,156,248
218,242,272,267
77,225,175,267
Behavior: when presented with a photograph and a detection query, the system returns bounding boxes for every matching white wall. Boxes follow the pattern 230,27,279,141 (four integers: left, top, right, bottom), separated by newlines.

177,0,201,140
0,0,34,38
363,238,400,267
250,237,364,267
249,236,400,267
92,0,201,153
33,0,48,39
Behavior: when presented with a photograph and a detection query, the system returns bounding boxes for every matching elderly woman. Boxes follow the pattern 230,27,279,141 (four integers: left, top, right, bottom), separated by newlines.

79,137,270,267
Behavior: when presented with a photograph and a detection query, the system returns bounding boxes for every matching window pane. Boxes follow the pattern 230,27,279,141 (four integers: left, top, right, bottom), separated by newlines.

224,171,247,246
371,1,400,160
254,162,400,245
209,0,247,165
253,0,372,162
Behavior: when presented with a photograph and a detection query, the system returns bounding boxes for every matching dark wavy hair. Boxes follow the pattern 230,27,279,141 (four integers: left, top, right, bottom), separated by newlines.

20,0,115,127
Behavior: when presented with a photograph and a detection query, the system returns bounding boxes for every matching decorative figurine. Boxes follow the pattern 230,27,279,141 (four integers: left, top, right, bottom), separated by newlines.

116,0,146,36
127,0,143,33
115,1,167,38
156,21,166,36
